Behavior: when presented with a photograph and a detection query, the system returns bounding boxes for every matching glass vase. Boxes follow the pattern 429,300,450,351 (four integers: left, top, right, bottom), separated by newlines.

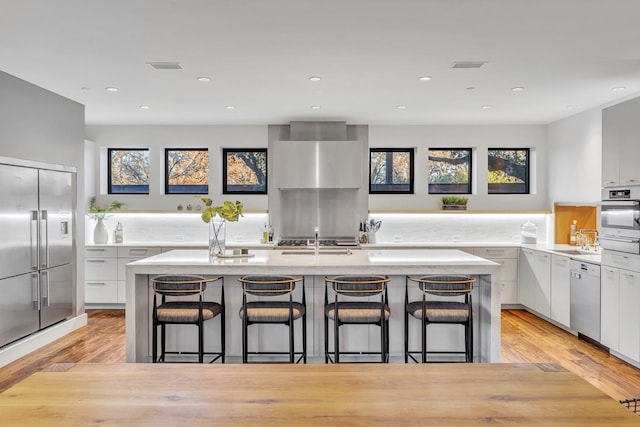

209,219,226,257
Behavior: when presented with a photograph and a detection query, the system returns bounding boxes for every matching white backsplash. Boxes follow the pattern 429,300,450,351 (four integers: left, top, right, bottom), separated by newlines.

86,212,550,245
85,213,270,244
366,213,550,244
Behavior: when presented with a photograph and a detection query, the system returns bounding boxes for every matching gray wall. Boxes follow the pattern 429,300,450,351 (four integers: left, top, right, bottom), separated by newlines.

0,70,86,313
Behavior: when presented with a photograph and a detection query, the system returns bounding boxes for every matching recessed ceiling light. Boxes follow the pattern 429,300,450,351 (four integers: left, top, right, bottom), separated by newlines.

311,105,321,110
418,76,432,81
612,86,626,92
308,76,321,82
226,106,236,110
396,105,407,110
105,87,119,92
511,87,525,92
567,105,578,109
197,76,211,82
139,105,150,110
481,105,493,109
466,87,476,91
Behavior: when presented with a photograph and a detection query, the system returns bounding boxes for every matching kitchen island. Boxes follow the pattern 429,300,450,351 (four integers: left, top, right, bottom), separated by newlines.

125,249,501,363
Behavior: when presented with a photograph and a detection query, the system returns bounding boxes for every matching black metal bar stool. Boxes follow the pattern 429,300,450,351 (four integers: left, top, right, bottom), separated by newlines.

405,275,475,363
238,275,306,363
324,275,391,363
151,275,225,363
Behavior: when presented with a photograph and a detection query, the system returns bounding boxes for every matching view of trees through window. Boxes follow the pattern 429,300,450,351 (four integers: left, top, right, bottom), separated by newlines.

108,149,150,194
428,148,471,194
369,148,414,193
223,149,267,194
165,149,209,194
488,148,529,194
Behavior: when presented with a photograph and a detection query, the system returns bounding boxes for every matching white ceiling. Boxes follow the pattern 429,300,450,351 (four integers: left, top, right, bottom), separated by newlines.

1,0,640,126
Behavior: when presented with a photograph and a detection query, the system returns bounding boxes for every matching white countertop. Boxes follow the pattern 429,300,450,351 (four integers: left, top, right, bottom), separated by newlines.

128,248,500,276
520,243,601,264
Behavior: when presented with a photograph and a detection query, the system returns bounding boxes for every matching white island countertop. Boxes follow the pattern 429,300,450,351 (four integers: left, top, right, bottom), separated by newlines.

128,248,500,276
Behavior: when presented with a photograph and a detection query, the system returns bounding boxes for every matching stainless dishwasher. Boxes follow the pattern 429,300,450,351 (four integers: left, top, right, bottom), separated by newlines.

570,260,601,343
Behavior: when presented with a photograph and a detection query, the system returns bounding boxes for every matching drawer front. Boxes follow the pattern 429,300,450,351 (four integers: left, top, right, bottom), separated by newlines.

85,258,118,280
85,246,117,258
85,280,118,303
475,247,518,259
116,247,162,258
602,251,640,272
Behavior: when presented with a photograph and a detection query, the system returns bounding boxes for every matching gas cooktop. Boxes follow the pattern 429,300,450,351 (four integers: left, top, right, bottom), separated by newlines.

277,238,359,248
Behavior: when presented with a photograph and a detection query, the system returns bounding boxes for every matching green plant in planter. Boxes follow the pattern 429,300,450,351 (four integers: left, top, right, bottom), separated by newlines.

441,196,468,206
87,197,124,220
195,197,244,223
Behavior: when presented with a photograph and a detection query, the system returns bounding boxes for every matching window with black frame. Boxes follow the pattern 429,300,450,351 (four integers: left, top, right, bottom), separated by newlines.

108,148,150,194
223,148,267,194
487,148,530,194
369,148,414,194
165,148,209,194
428,148,472,194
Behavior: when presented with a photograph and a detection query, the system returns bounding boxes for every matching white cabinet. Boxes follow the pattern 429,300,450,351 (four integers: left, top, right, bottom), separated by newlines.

518,249,535,308
475,247,518,304
550,255,571,327
602,96,640,187
532,252,551,318
601,105,620,187
85,247,118,304
600,266,620,351
85,246,160,305
273,140,362,188
619,269,640,362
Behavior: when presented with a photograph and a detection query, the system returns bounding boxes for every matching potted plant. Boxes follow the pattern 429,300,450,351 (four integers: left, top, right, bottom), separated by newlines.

196,197,243,257
441,196,468,211
87,197,124,243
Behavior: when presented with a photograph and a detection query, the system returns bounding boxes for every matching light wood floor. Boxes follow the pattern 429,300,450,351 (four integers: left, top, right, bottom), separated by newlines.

1,309,640,401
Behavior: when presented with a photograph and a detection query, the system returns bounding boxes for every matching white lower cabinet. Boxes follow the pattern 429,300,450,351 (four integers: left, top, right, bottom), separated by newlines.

85,246,161,305
518,249,562,321
600,266,620,352
518,249,536,308
618,269,640,362
550,255,571,328
85,247,118,304
474,247,518,304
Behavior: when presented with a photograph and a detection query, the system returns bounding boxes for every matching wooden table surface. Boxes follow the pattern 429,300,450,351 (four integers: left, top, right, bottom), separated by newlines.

0,363,637,426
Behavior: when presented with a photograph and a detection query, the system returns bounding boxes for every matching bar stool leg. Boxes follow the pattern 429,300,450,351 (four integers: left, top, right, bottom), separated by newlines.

303,311,307,363
421,300,427,363
289,311,295,364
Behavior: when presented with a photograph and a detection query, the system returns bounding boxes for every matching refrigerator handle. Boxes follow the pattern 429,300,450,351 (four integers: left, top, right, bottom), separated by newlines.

41,270,50,308
40,210,48,269
31,273,40,310
31,210,39,271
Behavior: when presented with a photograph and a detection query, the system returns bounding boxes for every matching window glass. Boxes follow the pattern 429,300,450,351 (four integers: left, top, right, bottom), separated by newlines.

108,148,150,194
428,148,471,194
488,148,530,194
369,148,414,194
223,149,267,194
165,149,209,194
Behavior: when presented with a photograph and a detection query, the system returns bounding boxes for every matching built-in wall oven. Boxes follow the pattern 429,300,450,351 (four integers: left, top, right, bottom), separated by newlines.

600,187,640,254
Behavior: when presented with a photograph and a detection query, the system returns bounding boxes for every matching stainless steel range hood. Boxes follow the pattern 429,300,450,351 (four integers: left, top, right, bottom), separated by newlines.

273,121,362,189
268,122,369,242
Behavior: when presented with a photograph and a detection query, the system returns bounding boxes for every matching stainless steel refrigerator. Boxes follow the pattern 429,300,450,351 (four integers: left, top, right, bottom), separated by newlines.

0,157,75,348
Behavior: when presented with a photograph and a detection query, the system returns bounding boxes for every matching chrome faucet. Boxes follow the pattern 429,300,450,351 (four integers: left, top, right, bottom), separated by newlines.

578,229,599,250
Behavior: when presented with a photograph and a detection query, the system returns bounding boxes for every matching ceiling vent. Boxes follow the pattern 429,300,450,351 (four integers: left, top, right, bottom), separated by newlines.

146,62,183,70
451,61,487,69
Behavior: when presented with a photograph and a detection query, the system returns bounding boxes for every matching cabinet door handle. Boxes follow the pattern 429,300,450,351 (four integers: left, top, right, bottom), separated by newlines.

87,282,107,286
87,259,106,263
